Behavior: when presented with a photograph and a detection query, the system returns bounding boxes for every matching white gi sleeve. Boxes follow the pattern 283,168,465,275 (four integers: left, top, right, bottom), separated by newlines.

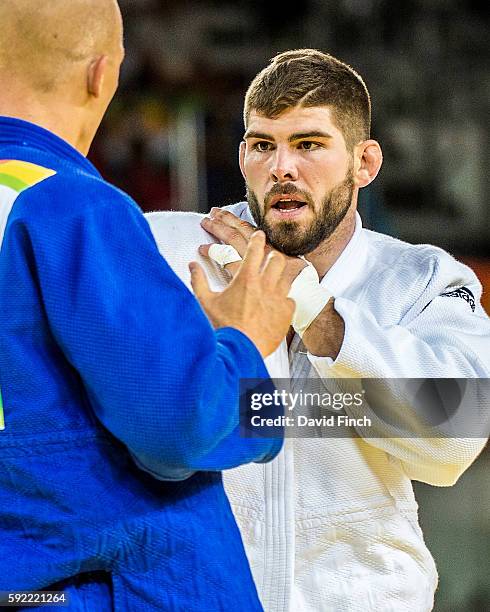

307,250,490,486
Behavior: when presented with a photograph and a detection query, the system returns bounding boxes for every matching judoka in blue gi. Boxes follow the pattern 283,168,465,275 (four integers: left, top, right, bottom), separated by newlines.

0,1,295,609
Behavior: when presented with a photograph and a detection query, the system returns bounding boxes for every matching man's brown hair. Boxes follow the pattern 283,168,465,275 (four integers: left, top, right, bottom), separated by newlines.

244,49,371,150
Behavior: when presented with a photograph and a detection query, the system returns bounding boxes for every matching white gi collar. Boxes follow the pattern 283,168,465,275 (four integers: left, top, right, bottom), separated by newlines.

318,212,368,296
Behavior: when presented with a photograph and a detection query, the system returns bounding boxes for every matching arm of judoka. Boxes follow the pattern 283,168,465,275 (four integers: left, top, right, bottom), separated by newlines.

27,190,281,480
307,291,490,486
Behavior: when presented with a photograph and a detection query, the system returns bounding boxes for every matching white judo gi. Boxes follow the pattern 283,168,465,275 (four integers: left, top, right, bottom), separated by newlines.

146,203,490,612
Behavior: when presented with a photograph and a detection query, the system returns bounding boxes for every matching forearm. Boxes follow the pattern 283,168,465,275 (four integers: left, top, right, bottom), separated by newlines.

126,327,282,480
309,296,490,378
30,198,281,479
306,298,490,483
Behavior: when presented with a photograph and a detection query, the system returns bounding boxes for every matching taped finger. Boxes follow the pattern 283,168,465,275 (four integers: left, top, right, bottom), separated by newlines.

208,243,242,267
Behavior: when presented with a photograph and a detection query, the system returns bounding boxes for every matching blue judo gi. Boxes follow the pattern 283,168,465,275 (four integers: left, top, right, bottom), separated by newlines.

0,117,282,610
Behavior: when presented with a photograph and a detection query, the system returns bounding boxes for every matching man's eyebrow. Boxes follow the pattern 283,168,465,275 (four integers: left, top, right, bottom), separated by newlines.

243,130,334,141
243,130,274,140
288,131,333,141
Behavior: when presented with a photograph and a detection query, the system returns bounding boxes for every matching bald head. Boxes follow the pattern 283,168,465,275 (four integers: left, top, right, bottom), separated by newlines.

0,0,122,92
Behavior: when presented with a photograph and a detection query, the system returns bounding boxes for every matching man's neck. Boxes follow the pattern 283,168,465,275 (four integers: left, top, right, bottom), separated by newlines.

0,89,90,156
304,207,357,280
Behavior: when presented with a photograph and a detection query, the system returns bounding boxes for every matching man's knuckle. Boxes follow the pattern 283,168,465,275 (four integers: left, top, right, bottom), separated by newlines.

225,229,239,241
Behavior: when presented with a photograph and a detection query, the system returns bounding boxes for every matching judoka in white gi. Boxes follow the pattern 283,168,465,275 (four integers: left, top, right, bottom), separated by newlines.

147,50,490,612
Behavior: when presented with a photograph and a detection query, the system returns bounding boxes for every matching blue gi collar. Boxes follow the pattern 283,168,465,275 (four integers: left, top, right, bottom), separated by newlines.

0,116,100,177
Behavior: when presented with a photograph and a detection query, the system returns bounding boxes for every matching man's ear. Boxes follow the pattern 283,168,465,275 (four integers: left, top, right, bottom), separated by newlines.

353,140,383,188
87,55,108,98
238,141,247,180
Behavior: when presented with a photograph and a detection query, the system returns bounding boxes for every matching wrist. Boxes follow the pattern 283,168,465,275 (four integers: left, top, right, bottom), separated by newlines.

288,263,332,337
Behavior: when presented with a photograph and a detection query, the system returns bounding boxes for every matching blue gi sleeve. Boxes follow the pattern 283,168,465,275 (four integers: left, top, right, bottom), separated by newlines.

14,179,282,479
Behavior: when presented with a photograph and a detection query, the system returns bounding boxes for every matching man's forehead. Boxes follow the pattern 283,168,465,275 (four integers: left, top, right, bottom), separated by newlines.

245,106,340,139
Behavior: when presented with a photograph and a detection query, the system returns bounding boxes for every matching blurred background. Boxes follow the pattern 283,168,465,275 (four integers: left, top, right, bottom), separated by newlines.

90,2,489,609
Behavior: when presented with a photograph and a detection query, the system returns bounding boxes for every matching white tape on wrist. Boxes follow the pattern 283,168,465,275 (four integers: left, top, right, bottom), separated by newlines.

208,243,242,267
288,262,332,336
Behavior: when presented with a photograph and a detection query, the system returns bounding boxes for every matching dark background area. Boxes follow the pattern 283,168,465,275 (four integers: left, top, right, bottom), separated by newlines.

90,3,489,609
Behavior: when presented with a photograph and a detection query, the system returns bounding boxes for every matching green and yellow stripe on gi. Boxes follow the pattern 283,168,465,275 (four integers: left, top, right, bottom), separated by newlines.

0,159,56,193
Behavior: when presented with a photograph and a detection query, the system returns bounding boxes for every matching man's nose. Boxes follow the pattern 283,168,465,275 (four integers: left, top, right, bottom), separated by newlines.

270,147,298,183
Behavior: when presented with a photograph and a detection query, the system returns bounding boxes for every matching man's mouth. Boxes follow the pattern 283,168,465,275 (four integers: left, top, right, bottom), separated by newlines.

270,195,307,212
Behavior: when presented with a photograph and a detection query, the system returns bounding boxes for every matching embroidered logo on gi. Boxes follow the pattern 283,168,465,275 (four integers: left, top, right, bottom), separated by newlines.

441,287,475,312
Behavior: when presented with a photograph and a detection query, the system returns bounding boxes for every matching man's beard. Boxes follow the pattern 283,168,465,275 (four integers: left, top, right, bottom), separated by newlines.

247,169,354,257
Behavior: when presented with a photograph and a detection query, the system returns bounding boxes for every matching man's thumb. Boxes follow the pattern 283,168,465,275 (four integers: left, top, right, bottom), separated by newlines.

189,262,212,302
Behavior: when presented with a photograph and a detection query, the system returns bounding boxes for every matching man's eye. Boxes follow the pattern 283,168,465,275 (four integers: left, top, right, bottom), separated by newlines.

253,141,273,152
298,141,320,150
